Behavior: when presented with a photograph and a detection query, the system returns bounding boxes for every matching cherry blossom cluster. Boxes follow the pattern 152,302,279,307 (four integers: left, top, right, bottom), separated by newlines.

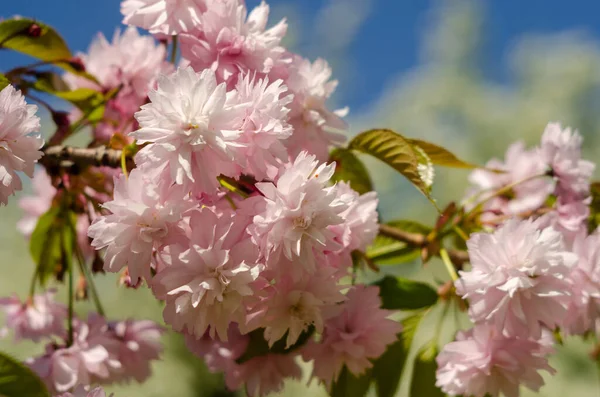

436,123,600,397
0,290,162,395
72,0,394,395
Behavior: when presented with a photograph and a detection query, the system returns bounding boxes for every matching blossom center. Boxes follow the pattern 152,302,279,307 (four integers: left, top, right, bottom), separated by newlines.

293,215,312,230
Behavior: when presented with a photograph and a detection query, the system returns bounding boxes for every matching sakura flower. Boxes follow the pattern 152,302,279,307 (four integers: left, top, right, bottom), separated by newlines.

131,67,249,194
184,323,248,373
152,208,262,340
180,0,288,88
28,319,114,393
55,386,112,397
456,218,576,338
464,141,553,221
88,168,193,284
64,27,172,141
333,181,379,253
0,289,66,341
121,0,207,35
284,57,347,162
540,122,595,200
563,231,600,335
233,74,293,180
17,168,56,236
302,285,401,387
245,152,349,277
105,319,164,382
0,84,43,205
436,323,554,397
226,353,302,397
251,268,345,348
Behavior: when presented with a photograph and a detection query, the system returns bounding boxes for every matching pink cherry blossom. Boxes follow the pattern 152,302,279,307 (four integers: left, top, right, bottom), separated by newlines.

180,0,288,88
17,168,57,236
28,319,113,393
226,353,302,397
464,141,553,221
121,0,207,35
244,152,349,278
152,208,262,340
284,56,347,162
563,230,600,335
302,285,401,387
184,323,248,373
131,67,249,194
88,168,194,284
0,289,66,342
333,181,379,253
250,268,345,348
55,386,112,397
436,323,554,397
233,74,293,180
456,218,576,338
0,84,43,205
64,27,172,141
540,122,595,200
105,319,164,382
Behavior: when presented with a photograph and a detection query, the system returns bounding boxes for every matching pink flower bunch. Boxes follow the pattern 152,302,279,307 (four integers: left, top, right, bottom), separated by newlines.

121,0,347,162
65,27,173,142
437,218,577,396
302,286,402,387
0,84,43,206
0,290,66,342
436,324,554,397
456,218,576,338
464,122,594,237
185,325,302,397
27,314,163,393
89,151,380,394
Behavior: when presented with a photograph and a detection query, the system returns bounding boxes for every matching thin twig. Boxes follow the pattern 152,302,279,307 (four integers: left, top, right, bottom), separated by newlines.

40,145,132,170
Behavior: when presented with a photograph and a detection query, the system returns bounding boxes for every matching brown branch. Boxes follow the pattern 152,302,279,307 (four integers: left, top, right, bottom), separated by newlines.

378,224,470,266
40,145,132,171
378,224,426,246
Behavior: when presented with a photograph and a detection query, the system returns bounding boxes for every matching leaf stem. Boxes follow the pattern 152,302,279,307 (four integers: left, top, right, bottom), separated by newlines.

67,217,106,317
65,231,74,347
439,248,459,281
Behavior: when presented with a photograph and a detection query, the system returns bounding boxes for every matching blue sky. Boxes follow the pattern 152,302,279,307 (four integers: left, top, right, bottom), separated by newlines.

2,0,600,114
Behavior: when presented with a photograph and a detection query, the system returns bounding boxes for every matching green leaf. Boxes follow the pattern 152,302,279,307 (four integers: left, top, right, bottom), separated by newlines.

29,207,76,286
367,241,420,266
375,276,438,310
236,327,314,364
407,138,478,169
373,334,405,397
0,74,10,90
0,351,51,397
0,18,71,64
349,129,431,196
372,312,426,397
330,148,373,195
410,342,444,397
33,77,103,110
331,366,372,397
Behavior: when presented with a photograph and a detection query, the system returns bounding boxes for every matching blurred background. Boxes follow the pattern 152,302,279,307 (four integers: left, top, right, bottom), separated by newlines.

2,0,600,395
